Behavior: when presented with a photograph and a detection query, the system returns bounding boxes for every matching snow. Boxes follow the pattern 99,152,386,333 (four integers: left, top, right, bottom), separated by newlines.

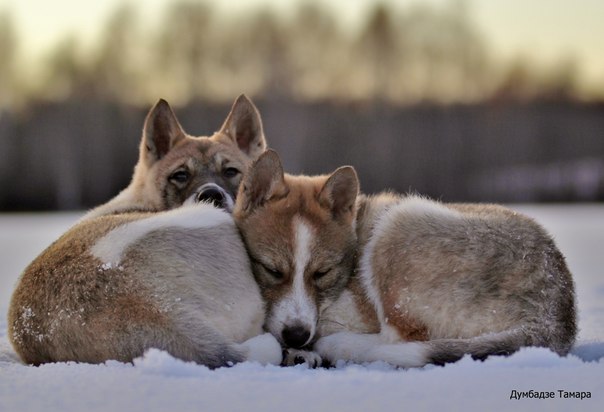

1,207,603,412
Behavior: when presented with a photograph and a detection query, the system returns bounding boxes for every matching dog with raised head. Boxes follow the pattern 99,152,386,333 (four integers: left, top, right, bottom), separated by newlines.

8,96,282,367
234,151,577,367
84,94,267,219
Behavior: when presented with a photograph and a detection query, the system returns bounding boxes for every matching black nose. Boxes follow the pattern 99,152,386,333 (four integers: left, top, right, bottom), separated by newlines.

197,187,225,208
282,325,311,349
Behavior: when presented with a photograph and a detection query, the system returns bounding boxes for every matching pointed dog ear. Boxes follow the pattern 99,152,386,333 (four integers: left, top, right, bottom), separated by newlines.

236,150,288,215
220,94,267,159
318,166,359,222
142,99,185,164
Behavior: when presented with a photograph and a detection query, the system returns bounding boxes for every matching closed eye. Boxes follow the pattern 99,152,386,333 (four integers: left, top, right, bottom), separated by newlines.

313,269,331,280
262,264,283,280
251,257,284,280
263,265,284,280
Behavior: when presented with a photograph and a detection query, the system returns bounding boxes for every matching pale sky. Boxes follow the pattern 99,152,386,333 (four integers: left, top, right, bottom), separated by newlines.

2,0,604,88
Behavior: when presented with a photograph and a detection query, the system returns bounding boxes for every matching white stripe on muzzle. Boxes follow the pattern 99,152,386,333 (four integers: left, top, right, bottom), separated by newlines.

267,217,317,345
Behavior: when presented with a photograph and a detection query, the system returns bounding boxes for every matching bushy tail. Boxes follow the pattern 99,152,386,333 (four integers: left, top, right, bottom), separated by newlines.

427,321,577,365
315,327,569,368
424,329,533,365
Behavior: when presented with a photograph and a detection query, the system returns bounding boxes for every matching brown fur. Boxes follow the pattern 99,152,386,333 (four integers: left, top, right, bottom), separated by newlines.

84,94,267,219
350,192,576,363
8,213,164,364
366,195,573,343
234,151,359,347
8,206,277,367
8,95,278,367
235,151,577,367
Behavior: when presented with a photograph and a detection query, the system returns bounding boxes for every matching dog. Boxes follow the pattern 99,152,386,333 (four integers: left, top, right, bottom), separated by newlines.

233,150,577,367
83,94,267,219
8,95,282,367
9,200,282,367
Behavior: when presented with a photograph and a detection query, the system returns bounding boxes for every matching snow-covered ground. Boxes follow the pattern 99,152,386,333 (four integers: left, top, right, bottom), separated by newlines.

1,207,603,412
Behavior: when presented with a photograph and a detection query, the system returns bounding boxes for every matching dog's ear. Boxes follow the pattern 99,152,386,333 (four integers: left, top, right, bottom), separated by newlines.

319,166,359,222
220,94,267,159
142,99,185,163
236,150,288,215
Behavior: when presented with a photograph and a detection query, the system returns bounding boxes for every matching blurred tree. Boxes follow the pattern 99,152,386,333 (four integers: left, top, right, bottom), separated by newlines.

155,1,214,103
288,2,345,100
494,58,536,101
495,55,580,102
92,4,141,103
356,3,399,101
541,56,579,101
441,0,491,102
39,35,93,100
397,1,489,103
212,8,291,100
0,10,17,107
0,0,598,107
247,9,291,99
208,19,263,100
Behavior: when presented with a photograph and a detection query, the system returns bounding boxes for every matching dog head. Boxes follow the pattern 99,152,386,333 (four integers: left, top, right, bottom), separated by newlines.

234,150,359,349
132,94,266,212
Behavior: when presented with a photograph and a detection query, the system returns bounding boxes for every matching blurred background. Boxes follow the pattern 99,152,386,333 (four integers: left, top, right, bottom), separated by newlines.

0,0,603,211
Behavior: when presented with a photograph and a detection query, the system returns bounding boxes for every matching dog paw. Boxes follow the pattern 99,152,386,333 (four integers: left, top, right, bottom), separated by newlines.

241,333,283,365
313,335,340,364
282,349,322,368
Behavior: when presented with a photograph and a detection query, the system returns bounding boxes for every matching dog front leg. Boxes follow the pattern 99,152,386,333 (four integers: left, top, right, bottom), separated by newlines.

314,332,429,368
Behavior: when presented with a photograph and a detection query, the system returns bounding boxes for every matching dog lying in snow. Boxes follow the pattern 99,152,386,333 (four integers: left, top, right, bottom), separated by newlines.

233,150,577,367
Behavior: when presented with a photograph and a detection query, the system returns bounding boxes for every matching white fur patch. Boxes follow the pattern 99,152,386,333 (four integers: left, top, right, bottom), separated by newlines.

238,333,283,365
359,238,386,329
393,195,461,220
359,195,461,329
267,217,317,344
314,332,428,368
91,203,232,266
